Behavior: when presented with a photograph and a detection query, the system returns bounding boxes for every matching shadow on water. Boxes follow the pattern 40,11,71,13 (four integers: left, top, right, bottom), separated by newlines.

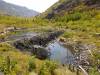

47,40,75,65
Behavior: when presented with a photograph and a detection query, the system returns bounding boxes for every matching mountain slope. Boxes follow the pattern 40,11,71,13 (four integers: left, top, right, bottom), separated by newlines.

0,0,39,17
44,0,100,19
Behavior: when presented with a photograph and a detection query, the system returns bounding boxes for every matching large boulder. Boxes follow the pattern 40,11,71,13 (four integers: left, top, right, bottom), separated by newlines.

32,47,50,59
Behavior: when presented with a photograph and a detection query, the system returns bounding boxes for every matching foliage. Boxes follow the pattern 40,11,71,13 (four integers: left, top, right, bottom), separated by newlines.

0,0,100,75
39,60,58,75
28,56,36,72
89,67,100,75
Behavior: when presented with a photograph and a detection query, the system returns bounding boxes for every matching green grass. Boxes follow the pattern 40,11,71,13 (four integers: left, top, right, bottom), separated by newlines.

0,43,66,75
0,1,100,75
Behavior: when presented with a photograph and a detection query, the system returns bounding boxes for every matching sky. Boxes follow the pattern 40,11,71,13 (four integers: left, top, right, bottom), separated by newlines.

3,0,59,13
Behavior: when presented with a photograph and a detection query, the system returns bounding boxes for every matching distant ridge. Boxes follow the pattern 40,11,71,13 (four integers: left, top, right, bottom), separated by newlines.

0,0,39,17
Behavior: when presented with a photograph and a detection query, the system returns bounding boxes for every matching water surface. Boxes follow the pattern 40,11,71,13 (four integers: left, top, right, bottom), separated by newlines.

47,41,74,65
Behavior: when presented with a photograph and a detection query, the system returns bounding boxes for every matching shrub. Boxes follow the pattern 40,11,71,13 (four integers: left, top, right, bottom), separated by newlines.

28,56,36,72
0,56,17,75
66,12,81,21
39,60,58,75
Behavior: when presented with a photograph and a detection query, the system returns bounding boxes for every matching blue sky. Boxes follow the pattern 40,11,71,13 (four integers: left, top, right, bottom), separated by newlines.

3,0,59,13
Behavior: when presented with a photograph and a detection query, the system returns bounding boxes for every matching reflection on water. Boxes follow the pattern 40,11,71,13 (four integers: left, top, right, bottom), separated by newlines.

47,41,74,65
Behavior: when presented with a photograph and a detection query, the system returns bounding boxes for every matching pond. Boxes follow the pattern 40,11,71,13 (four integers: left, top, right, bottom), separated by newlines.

8,31,75,65
47,40,75,65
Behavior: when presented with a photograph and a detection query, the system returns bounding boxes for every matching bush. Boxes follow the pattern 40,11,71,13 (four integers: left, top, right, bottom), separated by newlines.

55,12,81,22
39,60,58,75
0,56,17,75
28,56,36,72
66,12,81,21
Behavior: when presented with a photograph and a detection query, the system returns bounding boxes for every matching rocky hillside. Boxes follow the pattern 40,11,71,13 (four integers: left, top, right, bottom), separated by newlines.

45,0,100,19
0,0,39,17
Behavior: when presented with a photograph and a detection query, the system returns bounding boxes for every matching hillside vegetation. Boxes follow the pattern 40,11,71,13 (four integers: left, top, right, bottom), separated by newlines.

0,0,100,75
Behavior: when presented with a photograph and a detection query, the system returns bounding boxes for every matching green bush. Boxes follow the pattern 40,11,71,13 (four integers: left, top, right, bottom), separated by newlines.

28,56,36,72
89,67,100,75
0,56,17,75
39,60,58,75
66,12,81,21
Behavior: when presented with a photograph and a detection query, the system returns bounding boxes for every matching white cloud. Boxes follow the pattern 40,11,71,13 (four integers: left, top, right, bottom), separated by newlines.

3,0,58,12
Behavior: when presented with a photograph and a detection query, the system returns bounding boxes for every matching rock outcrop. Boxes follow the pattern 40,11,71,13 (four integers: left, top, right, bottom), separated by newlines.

45,0,100,19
